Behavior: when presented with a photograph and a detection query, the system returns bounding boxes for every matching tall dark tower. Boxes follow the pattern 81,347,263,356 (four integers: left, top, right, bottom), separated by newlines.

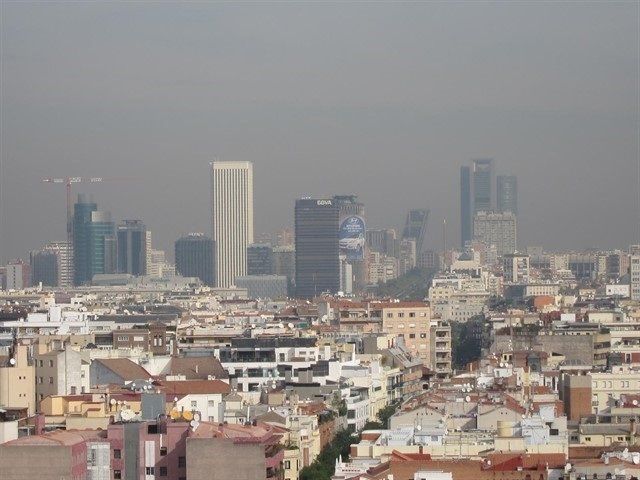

497,175,518,215
460,165,472,248
295,198,340,299
174,233,215,286
402,209,429,254
117,220,147,276
472,158,493,214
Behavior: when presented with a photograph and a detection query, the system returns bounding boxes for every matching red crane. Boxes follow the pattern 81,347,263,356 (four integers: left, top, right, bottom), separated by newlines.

41,176,127,285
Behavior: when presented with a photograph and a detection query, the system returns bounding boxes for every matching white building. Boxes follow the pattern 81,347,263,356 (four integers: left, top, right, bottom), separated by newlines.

211,161,254,287
503,253,530,283
473,211,517,257
631,253,640,301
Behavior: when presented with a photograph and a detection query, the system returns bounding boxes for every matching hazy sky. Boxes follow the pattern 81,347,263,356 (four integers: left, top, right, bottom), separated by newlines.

1,2,638,263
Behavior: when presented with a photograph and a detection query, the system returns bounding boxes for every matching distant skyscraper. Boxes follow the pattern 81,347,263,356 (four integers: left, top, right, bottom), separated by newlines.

175,233,215,286
295,198,340,298
473,211,517,256
145,231,153,275
402,209,429,254
334,195,366,292
247,243,273,275
147,249,166,278
30,249,59,287
366,228,398,258
272,245,295,296
472,159,493,214
72,195,115,285
631,247,640,301
117,220,147,276
33,242,72,287
460,165,472,248
211,161,254,288
497,175,518,214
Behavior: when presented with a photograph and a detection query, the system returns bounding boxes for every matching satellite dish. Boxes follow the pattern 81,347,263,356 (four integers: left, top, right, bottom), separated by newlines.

288,323,294,329
110,399,116,405
415,424,422,431
465,396,471,403
9,358,16,366
121,409,134,421
193,412,201,422
633,400,639,406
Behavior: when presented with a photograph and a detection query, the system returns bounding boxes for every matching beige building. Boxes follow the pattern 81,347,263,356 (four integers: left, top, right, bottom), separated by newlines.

379,302,432,365
34,344,86,405
0,344,36,415
590,367,640,413
211,161,254,288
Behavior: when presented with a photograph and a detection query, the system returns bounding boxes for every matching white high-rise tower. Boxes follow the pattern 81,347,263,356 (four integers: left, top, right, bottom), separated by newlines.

211,161,254,287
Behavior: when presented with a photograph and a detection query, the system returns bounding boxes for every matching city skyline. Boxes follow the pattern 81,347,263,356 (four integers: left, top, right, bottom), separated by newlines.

1,3,638,263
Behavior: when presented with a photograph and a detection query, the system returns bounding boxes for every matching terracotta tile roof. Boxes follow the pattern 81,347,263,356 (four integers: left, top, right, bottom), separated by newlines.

2,429,106,447
94,358,151,381
156,379,231,396
167,356,228,380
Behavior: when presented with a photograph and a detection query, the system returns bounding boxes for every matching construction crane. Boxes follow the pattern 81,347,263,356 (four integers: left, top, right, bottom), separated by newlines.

41,176,122,285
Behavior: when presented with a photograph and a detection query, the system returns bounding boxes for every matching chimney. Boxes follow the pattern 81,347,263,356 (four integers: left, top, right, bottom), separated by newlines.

195,364,199,374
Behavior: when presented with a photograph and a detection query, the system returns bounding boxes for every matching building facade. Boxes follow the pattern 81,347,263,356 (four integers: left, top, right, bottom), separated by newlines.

211,161,254,288
174,233,215,286
295,198,340,299
497,174,518,214
473,211,517,256
247,243,273,275
117,219,147,276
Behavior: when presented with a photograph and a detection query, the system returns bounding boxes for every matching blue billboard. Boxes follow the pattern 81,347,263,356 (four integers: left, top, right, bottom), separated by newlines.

339,215,365,261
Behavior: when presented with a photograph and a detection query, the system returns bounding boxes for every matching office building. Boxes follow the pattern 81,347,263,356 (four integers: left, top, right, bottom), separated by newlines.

472,158,493,214
497,175,518,214
30,249,58,287
175,233,215,286
398,239,417,276
402,209,429,254
631,253,640,301
4,260,31,290
72,195,116,285
460,165,472,248
295,198,340,298
272,245,295,295
147,249,167,278
235,275,288,299
473,211,517,256
503,253,530,283
335,195,366,292
366,228,398,258
146,230,153,274
44,242,72,287
211,161,254,288
275,227,294,247
247,243,273,275
117,219,147,276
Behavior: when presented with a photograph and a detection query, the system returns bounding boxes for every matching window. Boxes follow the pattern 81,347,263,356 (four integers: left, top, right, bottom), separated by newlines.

39,360,43,367
159,466,167,477
398,312,404,318
160,446,167,456
409,312,416,318
49,360,54,367
386,313,393,318
409,334,416,339
178,456,186,468
284,460,291,469
208,400,215,407
49,377,54,384
146,467,155,475
113,449,121,459
420,333,427,339
114,471,122,480
191,400,197,408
